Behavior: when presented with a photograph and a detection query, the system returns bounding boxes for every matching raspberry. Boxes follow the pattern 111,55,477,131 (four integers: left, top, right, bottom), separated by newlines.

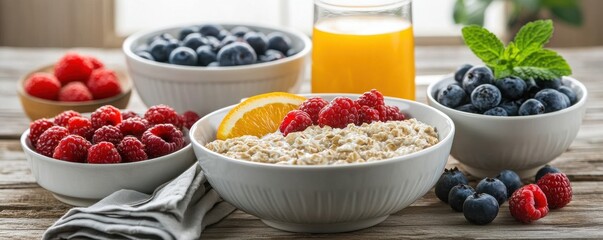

24,73,61,100
181,111,201,129
87,56,104,69
378,105,406,121
356,89,385,108
93,125,124,145
298,97,328,124
144,105,182,129
358,105,381,124
29,118,55,147
53,52,94,85
117,136,148,162
35,126,69,157
509,184,549,223
141,124,185,158
91,105,122,129
54,110,82,127
87,142,122,164
117,117,149,138
87,69,122,99
58,82,93,102
67,116,94,140
537,173,572,209
279,110,312,136
121,110,139,120
52,135,91,162
317,97,359,128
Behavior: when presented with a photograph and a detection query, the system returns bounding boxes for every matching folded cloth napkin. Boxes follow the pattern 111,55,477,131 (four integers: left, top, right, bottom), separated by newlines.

43,164,236,240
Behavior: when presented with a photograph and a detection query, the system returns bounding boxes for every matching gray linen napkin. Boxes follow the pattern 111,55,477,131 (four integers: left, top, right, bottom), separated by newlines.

43,164,236,240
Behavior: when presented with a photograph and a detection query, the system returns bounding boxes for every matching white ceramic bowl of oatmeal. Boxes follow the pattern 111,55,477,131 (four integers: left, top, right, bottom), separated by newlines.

190,94,455,233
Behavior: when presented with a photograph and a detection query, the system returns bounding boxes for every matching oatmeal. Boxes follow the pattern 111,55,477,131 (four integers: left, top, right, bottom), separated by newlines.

205,119,439,165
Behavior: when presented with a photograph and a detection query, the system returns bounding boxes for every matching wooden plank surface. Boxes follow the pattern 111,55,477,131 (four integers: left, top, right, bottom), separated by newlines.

1,46,603,239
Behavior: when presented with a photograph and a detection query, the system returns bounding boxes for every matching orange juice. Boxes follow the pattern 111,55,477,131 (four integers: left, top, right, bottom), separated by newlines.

312,16,415,99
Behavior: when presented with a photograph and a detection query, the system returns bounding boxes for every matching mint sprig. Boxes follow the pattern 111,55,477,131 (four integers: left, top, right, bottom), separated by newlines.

461,19,571,80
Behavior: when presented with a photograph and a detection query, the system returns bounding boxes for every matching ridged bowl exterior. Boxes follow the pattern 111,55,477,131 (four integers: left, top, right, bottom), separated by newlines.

426,76,587,178
190,94,455,232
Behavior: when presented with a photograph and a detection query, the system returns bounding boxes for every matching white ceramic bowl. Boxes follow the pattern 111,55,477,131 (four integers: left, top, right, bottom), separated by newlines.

123,23,311,116
20,130,196,206
427,76,587,178
190,94,455,233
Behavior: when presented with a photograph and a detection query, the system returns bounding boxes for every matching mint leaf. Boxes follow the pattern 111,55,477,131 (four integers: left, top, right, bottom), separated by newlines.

513,20,553,61
512,49,571,80
462,25,504,66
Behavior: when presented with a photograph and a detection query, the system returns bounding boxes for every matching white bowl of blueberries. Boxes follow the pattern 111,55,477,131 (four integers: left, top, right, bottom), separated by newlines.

427,65,587,179
123,23,311,116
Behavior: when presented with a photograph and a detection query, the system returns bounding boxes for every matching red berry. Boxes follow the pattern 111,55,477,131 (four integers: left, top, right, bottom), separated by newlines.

29,118,55,147
509,184,549,223
35,126,69,157
87,56,104,69
91,105,122,129
58,82,93,102
117,136,148,162
54,52,94,85
317,97,359,128
92,125,124,145
117,117,149,138
298,97,328,124
181,111,201,129
356,89,385,108
121,110,139,120
54,110,82,127
67,116,94,140
52,135,91,162
377,105,406,121
144,105,182,129
279,110,312,136
87,142,122,164
141,124,184,158
537,172,572,209
87,69,122,99
358,105,381,124
24,73,61,100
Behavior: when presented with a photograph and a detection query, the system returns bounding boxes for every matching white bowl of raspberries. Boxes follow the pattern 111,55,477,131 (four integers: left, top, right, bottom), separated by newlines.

20,104,199,206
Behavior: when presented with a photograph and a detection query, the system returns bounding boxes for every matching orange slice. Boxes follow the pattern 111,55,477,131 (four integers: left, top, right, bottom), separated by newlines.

217,92,306,140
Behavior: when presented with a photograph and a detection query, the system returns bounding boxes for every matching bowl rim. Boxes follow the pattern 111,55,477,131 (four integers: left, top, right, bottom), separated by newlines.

17,64,133,106
190,93,455,170
426,75,588,120
122,22,312,72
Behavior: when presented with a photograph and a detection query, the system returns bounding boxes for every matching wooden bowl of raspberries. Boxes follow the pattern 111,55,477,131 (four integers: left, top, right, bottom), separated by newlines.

17,52,132,120
20,104,201,206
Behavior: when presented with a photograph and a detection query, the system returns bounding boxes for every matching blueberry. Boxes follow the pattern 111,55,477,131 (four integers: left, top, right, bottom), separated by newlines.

205,36,221,52
448,184,475,212
437,84,467,108
267,32,292,55
199,24,223,37
463,193,499,225
518,99,545,116
287,49,298,57
534,89,570,113
495,76,527,100
168,47,198,66
217,29,230,41
219,35,240,50
148,33,176,45
135,51,154,61
259,49,285,63
217,42,257,66
483,107,508,116
525,77,541,98
476,177,507,205
207,61,219,67
456,104,480,114
462,66,494,94
183,33,209,51
495,170,522,197
149,39,170,62
535,165,561,182
471,84,501,111
244,32,268,55
179,26,199,41
435,167,469,203
165,38,181,58
536,77,562,89
558,86,577,105
196,45,217,66
498,99,522,116
454,64,473,84
231,26,251,38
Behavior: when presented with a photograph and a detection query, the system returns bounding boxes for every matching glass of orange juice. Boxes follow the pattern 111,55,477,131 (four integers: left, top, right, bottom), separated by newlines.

312,0,415,100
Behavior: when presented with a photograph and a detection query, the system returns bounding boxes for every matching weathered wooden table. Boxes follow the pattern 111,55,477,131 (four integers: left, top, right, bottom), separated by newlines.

1,47,602,239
